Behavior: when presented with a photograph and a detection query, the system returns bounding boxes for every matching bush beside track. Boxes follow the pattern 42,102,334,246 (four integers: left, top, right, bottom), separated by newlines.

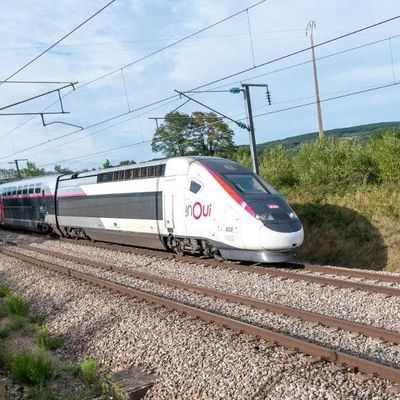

234,130,400,272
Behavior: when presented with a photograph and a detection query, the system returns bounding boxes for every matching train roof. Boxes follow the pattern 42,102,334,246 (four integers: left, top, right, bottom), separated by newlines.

0,174,60,189
61,156,232,180
0,157,246,189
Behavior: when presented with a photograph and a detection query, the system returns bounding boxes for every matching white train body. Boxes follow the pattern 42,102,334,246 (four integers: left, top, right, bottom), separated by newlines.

0,157,304,262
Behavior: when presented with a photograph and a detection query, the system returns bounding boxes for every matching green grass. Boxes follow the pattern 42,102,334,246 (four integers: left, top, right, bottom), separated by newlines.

9,351,54,387
37,326,62,351
0,325,11,339
0,284,10,298
22,386,59,400
0,316,27,339
283,184,400,271
71,359,98,384
5,294,29,317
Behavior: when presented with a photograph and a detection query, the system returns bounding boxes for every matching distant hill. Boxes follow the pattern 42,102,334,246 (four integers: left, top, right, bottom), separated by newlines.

252,121,400,153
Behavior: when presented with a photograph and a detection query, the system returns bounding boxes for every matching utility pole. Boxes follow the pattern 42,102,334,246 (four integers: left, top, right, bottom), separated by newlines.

8,159,27,179
306,20,324,138
241,83,271,175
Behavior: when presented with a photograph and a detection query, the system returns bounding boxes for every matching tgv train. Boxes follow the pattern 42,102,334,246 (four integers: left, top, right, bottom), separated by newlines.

0,157,304,262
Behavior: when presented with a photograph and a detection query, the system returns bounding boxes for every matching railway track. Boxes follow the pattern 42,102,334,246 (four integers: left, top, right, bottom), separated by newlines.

2,244,400,385
60,238,400,297
15,245,400,345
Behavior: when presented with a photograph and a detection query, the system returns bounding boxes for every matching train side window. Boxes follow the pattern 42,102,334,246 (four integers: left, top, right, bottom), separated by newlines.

17,187,22,195
29,184,34,194
190,180,202,194
124,169,132,180
35,185,41,194
7,188,11,196
12,187,16,195
22,185,28,195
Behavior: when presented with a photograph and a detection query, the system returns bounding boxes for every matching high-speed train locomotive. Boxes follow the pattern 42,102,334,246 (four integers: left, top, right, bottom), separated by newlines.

0,157,304,262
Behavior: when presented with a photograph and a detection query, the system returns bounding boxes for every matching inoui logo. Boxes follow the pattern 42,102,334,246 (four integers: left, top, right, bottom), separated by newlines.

185,202,212,220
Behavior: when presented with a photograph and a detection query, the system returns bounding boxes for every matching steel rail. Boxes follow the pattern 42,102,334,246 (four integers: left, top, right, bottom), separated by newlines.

2,247,400,384
21,245,400,345
298,263,400,284
59,238,400,297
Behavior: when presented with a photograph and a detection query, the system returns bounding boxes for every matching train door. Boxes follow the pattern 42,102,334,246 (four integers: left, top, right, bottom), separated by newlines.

163,179,175,233
0,196,3,224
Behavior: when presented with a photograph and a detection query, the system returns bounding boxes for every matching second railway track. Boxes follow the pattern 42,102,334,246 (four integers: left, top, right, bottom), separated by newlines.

59,237,400,297
2,243,400,386
13,244,400,346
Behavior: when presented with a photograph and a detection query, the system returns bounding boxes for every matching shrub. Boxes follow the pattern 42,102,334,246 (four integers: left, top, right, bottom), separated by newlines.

8,315,26,331
260,145,298,188
72,359,98,384
231,147,253,170
0,326,11,339
5,294,29,317
9,351,54,387
368,131,400,183
294,137,376,187
0,284,10,298
37,326,62,350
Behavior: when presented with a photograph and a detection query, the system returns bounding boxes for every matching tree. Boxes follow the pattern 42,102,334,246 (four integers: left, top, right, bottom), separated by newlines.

232,147,252,170
190,111,235,158
23,161,46,177
151,111,235,158
151,111,193,157
54,164,74,174
102,159,114,169
119,160,136,166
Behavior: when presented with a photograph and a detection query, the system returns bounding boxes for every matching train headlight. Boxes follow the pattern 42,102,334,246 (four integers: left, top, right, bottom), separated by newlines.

289,211,298,219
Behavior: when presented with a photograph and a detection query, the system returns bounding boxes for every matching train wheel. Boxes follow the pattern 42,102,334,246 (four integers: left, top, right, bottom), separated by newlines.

213,250,224,261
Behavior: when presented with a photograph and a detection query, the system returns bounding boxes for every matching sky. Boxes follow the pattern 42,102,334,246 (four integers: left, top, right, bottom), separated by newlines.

0,0,399,171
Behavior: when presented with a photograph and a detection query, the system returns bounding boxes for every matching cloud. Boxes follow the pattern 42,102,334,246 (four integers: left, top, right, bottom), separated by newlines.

1,0,400,169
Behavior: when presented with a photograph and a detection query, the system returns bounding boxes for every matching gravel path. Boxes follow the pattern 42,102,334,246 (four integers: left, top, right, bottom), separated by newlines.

0,253,399,399
11,246,400,370
32,239,400,333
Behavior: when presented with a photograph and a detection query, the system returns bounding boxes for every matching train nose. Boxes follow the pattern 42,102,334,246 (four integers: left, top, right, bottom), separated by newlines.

258,224,304,251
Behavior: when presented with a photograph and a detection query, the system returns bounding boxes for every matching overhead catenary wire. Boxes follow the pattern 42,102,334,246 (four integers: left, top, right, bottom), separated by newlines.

2,13,400,161
0,0,268,144
0,0,117,88
75,0,267,90
208,32,400,91
252,81,400,119
38,80,400,168
3,30,398,141
28,98,181,160
40,139,152,167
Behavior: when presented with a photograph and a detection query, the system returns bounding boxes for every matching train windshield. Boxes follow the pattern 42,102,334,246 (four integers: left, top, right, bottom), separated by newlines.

224,174,269,194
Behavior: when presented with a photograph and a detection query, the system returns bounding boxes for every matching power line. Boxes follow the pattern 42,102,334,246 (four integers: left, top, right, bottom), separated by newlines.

191,14,400,92
0,0,267,146
0,80,77,85
28,98,180,159
0,0,117,88
76,0,267,90
252,81,400,119
4,30,397,141
0,28,308,52
36,80,400,168
2,13,399,160
40,139,152,167
208,33,400,91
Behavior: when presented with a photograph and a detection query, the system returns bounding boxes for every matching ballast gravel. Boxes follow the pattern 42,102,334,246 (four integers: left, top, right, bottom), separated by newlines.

12,246,400,370
0,253,399,400
33,239,400,332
